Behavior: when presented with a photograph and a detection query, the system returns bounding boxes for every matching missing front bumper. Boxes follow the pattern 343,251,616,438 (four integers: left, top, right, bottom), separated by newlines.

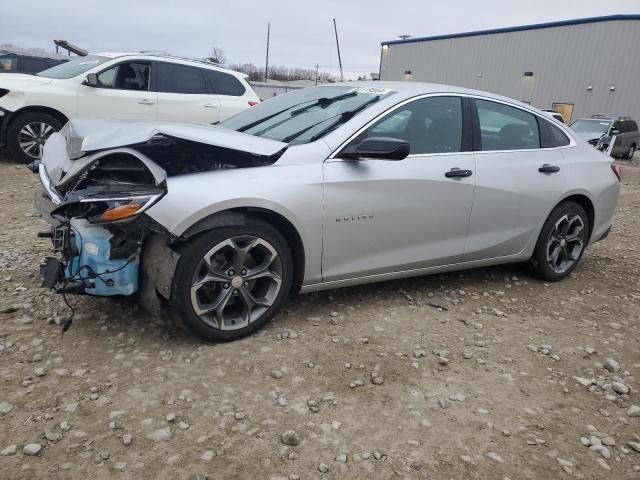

38,219,141,297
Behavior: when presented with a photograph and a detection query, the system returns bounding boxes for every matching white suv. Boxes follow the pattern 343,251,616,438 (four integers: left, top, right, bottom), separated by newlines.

0,52,260,162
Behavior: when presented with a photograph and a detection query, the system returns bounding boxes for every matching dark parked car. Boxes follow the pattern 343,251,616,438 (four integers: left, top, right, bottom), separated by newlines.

0,51,67,74
570,115,638,159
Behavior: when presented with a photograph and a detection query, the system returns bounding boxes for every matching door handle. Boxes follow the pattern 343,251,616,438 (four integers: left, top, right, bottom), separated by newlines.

137,99,155,105
538,164,560,174
445,168,473,178
203,103,219,108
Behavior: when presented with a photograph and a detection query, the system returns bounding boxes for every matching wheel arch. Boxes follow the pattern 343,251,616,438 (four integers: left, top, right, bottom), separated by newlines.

556,193,595,242
178,208,306,294
8,105,69,129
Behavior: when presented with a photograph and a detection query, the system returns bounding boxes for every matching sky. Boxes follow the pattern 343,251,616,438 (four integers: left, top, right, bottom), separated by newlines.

2,0,639,79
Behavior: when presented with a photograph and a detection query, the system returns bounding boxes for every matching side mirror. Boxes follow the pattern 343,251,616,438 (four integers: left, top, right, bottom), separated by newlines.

83,73,100,87
341,137,410,161
610,128,620,136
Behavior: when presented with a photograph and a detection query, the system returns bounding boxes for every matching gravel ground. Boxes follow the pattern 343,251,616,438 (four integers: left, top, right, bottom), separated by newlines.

0,152,639,480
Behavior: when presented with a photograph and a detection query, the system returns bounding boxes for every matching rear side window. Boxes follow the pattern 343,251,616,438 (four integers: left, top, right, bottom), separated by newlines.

203,69,246,96
628,120,639,133
476,99,540,151
539,118,570,148
156,62,207,94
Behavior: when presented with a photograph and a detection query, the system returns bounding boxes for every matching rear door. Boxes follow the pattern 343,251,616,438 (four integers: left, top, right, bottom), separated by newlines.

77,60,157,119
154,61,220,124
202,68,252,121
464,98,569,262
322,95,476,282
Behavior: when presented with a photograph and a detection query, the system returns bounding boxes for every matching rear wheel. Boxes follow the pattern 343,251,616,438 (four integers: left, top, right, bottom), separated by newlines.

625,143,636,160
530,201,588,282
170,219,293,342
7,112,63,163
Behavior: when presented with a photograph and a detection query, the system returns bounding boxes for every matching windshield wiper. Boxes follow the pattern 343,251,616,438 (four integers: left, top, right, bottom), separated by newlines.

306,95,381,143
236,91,357,133
281,95,381,144
289,91,357,116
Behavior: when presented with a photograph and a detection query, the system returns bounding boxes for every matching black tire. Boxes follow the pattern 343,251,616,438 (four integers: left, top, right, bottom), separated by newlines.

7,112,63,163
530,201,589,282
625,144,636,160
170,218,294,342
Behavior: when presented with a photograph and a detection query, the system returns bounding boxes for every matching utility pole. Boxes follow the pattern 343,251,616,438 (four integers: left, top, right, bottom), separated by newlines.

265,22,270,83
333,18,344,82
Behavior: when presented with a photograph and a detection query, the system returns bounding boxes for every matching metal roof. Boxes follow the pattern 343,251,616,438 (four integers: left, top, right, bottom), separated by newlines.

381,14,640,46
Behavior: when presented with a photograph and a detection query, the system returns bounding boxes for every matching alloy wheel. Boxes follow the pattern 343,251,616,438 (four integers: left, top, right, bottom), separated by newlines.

629,145,636,159
18,121,56,160
546,213,586,274
190,235,283,330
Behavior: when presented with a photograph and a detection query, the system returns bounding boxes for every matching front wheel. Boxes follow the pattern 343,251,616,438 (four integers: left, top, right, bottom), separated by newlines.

7,112,63,163
530,201,589,282
170,219,294,342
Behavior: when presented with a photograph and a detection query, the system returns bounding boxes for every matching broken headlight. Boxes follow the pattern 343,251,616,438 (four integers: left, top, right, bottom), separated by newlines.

51,188,164,224
83,191,164,223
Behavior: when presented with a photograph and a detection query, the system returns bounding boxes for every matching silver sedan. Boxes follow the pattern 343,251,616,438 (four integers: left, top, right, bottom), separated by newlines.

36,82,620,341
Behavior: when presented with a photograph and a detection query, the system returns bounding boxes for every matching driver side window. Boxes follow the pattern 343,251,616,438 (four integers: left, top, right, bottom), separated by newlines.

348,96,463,155
96,61,150,91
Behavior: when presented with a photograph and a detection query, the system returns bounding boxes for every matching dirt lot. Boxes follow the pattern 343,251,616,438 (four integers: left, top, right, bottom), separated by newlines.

0,152,639,480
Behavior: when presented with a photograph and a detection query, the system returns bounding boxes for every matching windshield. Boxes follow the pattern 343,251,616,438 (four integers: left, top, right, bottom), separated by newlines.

37,55,110,79
570,119,611,134
220,86,396,144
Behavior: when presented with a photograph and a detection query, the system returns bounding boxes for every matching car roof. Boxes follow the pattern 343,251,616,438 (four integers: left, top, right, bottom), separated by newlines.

0,49,68,60
320,80,542,111
576,116,613,122
93,52,244,75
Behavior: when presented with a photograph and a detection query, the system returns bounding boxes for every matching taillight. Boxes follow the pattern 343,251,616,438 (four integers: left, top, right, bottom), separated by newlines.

611,163,621,181
248,101,258,107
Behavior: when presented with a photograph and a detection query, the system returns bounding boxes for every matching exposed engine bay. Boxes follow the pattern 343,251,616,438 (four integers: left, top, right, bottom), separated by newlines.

34,118,287,324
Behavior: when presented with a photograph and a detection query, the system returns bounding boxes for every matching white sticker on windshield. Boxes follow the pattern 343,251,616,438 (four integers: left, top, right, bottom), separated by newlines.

348,87,394,95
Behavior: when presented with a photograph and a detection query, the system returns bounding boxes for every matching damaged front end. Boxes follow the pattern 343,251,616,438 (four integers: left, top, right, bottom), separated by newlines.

36,134,167,297
34,118,286,302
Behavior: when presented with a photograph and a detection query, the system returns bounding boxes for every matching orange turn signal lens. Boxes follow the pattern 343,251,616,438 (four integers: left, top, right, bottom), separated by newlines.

100,203,143,222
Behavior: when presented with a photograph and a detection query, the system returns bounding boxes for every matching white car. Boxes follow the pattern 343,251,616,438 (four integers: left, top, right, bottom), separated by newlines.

0,53,259,162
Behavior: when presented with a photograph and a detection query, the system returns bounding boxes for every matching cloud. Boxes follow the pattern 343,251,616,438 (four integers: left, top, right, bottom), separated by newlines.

2,0,638,79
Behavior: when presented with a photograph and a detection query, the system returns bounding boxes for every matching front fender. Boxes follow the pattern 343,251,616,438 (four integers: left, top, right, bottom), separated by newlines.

145,163,324,284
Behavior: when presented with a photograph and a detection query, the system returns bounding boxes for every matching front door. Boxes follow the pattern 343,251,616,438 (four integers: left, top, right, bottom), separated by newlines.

322,95,476,282
77,60,157,119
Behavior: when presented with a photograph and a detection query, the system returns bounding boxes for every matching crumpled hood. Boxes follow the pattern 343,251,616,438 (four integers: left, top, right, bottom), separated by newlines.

65,118,287,158
575,131,605,143
0,73,55,88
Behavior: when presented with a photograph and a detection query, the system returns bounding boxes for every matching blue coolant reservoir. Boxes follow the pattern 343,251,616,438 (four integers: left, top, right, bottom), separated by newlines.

65,219,139,296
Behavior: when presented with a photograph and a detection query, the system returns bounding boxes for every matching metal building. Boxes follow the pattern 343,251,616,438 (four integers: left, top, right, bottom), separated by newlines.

379,15,640,124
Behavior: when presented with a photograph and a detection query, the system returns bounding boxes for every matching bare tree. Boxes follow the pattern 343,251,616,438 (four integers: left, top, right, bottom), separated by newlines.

228,62,336,83
206,46,227,65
